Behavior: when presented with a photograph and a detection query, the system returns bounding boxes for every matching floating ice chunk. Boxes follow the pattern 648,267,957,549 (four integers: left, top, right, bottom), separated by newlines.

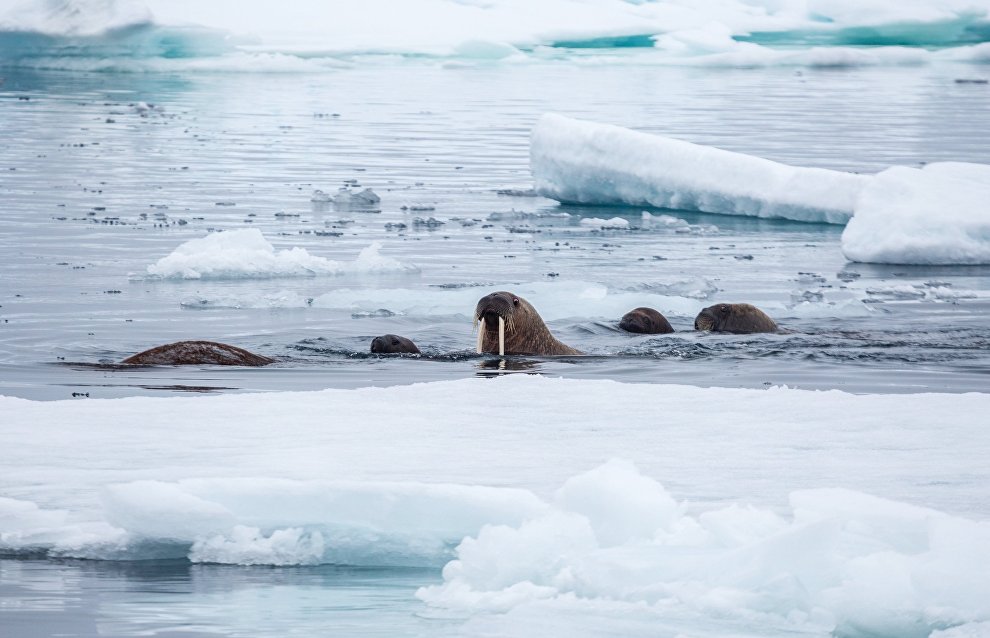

144,229,415,279
642,211,719,235
642,211,689,228
333,187,381,211
579,216,629,229
310,189,331,202
842,164,990,265
532,114,868,224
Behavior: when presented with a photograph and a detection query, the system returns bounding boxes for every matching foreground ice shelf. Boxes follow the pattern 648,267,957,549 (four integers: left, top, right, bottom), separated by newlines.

2,375,989,637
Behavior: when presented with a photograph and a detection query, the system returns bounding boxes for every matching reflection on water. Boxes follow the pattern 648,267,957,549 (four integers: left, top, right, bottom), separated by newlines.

0,558,451,638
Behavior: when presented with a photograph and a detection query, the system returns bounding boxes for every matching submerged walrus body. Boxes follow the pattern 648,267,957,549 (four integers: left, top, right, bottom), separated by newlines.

122,340,274,366
370,334,421,354
474,291,580,356
619,307,674,334
694,303,777,334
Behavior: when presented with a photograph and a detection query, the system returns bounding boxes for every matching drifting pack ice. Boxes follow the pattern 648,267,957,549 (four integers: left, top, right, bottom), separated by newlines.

531,113,868,225
532,114,990,265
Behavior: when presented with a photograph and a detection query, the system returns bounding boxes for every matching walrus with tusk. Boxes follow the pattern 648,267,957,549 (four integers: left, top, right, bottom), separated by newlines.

474,291,581,356
122,340,274,366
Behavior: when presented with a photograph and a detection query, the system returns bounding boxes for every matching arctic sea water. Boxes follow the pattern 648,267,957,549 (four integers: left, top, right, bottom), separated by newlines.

3,4,990,637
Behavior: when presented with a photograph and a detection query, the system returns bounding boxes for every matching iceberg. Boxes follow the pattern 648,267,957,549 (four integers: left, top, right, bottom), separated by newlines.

531,113,869,224
842,163,990,265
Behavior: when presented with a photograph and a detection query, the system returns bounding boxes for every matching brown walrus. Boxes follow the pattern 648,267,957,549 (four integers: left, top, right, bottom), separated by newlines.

474,291,580,356
694,303,777,334
370,334,421,354
619,307,674,334
122,341,274,366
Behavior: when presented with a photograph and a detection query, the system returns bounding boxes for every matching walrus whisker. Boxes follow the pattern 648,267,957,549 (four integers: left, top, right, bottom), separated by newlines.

498,316,505,356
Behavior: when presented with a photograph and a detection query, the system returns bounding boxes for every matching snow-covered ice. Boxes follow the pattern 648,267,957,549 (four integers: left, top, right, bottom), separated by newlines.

1,375,988,636
3,0,990,76
143,228,415,279
842,163,990,265
419,460,990,638
531,113,868,224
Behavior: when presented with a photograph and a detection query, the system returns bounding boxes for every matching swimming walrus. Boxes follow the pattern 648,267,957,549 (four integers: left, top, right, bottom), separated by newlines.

370,334,421,354
694,303,777,334
122,340,274,366
619,307,674,334
474,291,581,356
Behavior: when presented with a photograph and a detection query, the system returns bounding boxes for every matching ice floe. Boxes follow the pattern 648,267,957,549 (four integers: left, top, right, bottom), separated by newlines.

534,114,990,265
143,228,415,279
532,113,868,224
842,163,990,265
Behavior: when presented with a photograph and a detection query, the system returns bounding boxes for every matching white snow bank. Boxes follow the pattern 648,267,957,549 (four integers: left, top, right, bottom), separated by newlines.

532,113,868,224
842,163,990,265
419,460,990,638
144,229,415,279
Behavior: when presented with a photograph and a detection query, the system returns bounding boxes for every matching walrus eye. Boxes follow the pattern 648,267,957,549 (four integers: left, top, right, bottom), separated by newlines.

512,297,519,306
391,339,399,345
720,305,730,314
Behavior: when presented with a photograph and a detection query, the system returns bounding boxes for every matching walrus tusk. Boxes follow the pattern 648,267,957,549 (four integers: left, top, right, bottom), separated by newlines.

477,317,485,354
498,316,505,356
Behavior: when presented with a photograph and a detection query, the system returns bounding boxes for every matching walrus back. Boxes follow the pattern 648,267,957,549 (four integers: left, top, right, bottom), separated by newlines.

122,340,274,366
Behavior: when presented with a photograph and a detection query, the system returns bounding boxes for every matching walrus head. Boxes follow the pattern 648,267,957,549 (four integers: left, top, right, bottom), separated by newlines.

694,303,777,334
473,291,581,356
619,307,674,334
370,334,421,354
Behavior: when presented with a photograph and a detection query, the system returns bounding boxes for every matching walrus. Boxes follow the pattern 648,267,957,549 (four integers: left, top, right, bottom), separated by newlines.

619,307,674,334
122,341,274,366
370,334,421,354
474,291,580,356
694,303,777,334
